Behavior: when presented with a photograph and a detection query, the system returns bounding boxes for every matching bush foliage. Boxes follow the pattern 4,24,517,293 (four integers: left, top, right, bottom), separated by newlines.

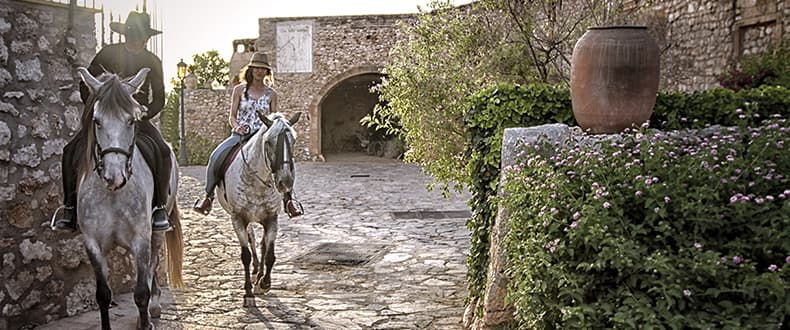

462,84,790,305
501,117,790,328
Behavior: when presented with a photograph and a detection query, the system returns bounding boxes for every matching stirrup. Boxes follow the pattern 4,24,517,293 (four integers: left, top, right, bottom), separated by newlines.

152,206,172,232
50,205,73,230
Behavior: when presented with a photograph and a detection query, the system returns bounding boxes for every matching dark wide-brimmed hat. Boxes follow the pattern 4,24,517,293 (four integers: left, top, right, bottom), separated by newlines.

110,12,162,37
247,52,273,70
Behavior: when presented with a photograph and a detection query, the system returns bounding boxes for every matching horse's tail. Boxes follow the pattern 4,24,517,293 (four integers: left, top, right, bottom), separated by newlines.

165,203,185,288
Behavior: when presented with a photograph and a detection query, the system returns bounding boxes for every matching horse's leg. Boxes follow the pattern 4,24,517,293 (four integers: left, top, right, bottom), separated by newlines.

131,238,153,330
248,223,259,275
85,240,112,330
255,215,278,294
231,217,255,307
149,233,165,318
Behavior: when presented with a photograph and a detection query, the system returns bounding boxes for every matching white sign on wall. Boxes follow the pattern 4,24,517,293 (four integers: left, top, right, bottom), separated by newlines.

276,21,313,73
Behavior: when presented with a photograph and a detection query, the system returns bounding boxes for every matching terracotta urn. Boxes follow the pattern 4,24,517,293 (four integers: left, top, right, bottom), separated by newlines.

570,26,660,134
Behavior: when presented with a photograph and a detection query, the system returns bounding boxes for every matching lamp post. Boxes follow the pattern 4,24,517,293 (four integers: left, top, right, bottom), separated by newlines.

177,59,188,165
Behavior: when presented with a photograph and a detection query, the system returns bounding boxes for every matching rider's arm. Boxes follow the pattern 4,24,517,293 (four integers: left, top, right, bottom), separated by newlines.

142,55,165,120
269,89,278,113
229,84,244,132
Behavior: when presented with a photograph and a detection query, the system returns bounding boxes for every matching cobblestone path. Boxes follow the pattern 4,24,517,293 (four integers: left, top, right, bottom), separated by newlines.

40,158,471,329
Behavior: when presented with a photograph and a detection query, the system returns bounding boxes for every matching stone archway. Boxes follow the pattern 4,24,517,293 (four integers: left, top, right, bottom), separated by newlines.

309,66,384,159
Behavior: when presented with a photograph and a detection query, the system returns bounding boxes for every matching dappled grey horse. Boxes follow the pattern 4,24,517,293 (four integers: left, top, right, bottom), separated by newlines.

216,112,300,307
73,67,184,329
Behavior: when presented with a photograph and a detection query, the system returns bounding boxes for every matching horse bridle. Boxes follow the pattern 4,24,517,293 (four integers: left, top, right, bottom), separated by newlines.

241,122,294,187
272,128,295,174
92,123,136,177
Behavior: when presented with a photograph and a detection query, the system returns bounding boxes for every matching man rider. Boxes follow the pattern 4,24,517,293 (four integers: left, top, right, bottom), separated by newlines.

52,11,172,232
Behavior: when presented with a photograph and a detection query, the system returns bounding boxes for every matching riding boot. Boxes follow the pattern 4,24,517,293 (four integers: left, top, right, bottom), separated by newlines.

193,196,213,215
52,139,80,232
283,192,304,218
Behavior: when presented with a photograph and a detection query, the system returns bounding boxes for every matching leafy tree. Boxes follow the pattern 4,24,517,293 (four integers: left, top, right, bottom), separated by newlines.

188,50,229,88
366,0,622,191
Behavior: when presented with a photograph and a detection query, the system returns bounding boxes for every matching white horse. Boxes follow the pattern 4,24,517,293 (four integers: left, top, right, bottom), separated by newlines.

75,67,184,329
216,111,300,307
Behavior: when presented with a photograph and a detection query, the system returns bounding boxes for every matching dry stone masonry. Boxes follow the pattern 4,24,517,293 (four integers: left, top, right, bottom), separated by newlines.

1,1,136,328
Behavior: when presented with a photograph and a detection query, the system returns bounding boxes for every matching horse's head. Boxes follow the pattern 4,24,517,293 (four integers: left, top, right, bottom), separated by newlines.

258,112,301,195
77,67,148,191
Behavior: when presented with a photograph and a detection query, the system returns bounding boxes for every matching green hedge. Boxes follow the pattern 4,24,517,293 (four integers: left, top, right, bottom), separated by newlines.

502,120,790,328
463,83,574,300
462,83,790,319
652,85,790,130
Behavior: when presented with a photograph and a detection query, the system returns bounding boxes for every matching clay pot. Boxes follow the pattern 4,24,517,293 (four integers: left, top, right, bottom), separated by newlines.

570,26,660,134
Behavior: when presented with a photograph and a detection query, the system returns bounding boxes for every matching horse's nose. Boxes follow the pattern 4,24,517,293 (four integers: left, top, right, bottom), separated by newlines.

104,173,126,191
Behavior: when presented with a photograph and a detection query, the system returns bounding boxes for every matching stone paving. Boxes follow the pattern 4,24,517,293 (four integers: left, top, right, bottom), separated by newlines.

37,156,472,329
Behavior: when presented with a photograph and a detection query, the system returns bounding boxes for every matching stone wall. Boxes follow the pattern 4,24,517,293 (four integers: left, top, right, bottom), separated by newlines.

181,1,788,161
0,1,136,328
643,0,788,91
183,87,232,162
255,14,415,160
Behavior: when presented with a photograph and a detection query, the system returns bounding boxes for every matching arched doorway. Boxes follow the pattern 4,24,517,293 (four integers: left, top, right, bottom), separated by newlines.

318,73,383,157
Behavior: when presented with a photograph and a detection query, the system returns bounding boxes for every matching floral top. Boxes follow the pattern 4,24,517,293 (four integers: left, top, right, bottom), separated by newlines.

237,84,273,133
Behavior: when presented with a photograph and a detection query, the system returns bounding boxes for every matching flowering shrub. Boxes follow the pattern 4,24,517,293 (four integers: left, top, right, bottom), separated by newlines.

502,117,790,328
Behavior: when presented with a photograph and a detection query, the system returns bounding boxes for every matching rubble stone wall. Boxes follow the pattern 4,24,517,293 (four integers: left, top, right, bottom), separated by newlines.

646,0,787,91
1,1,136,329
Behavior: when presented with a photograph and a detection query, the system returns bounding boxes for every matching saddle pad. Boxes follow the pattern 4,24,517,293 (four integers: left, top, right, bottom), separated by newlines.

219,145,243,181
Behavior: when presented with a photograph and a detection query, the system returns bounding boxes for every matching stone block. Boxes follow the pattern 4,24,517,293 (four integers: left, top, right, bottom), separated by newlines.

0,17,10,34
19,239,53,264
58,237,87,270
0,37,7,66
0,69,11,88
11,144,40,168
0,100,17,116
0,120,10,145
5,270,33,301
8,203,33,229
14,58,43,82
10,40,33,54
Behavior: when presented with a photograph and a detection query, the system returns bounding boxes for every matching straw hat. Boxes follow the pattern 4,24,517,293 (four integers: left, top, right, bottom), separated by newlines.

247,52,273,70
110,12,162,37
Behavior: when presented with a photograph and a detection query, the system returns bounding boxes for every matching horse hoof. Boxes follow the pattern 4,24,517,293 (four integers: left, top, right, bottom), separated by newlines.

254,285,270,295
150,306,161,318
243,296,256,307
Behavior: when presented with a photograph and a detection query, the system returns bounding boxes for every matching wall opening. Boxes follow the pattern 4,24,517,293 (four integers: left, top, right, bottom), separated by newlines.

320,73,383,155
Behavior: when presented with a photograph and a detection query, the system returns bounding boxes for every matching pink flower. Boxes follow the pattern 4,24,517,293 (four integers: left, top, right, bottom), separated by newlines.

603,202,612,209
733,256,742,264
693,242,702,249
573,212,581,220
570,221,579,229
664,196,671,203
785,256,790,264
768,264,778,272
683,289,692,297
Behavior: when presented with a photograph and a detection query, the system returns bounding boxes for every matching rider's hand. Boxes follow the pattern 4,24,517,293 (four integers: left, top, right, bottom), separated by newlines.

234,125,249,135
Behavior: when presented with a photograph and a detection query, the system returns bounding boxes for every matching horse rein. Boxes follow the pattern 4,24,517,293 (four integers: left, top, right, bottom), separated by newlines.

240,121,294,188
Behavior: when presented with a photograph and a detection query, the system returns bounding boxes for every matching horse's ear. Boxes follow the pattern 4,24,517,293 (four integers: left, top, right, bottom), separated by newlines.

124,68,150,93
288,112,301,126
77,67,103,94
259,112,274,128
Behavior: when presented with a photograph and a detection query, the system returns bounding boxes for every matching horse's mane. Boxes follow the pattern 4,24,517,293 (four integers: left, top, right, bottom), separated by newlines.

78,73,142,178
